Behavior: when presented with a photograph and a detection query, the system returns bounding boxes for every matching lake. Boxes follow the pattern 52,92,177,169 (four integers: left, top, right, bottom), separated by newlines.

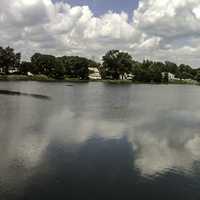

0,81,200,200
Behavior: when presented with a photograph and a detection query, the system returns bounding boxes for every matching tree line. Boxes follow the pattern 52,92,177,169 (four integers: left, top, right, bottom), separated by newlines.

0,46,98,80
101,50,200,83
0,46,200,82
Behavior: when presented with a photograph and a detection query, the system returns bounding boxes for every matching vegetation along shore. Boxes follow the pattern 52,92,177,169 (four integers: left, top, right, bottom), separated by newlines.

0,46,200,84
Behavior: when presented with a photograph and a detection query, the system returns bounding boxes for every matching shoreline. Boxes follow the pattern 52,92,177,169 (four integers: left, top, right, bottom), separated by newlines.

0,75,198,85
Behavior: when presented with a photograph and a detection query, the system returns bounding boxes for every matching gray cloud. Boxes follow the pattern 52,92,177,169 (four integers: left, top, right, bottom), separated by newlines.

0,0,200,67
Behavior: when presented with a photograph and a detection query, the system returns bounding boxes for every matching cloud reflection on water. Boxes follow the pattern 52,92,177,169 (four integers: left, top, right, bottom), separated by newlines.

37,107,200,177
1,83,200,191
1,107,199,178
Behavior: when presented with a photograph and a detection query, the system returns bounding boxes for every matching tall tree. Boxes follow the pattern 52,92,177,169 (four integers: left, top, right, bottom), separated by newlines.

0,46,21,74
19,61,33,75
149,62,162,83
164,61,178,74
178,64,194,79
102,50,133,80
31,53,56,75
195,71,200,82
58,56,90,80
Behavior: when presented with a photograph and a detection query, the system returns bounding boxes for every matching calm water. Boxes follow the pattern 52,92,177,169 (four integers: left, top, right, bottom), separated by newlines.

0,82,200,200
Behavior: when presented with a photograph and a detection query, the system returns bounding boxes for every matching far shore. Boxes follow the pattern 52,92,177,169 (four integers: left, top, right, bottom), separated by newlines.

0,75,199,85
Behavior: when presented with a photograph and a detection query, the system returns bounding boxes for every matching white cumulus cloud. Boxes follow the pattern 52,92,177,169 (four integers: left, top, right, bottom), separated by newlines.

0,0,200,67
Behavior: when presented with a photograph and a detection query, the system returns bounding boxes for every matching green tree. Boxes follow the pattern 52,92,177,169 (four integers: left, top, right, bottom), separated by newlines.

53,58,65,79
19,61,33,75
31,53,56,76
58,56,89,80
178,64,194,79
195,71,200,82
132,62,151,83
164,61,178,74
70,57,89,80
133,61,162,83
102,50,133,80
0,46,21,74
163,72,169,83
149,62,162,83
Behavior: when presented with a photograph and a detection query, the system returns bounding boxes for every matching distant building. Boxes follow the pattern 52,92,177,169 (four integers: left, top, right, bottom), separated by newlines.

89,67,101,80
120,73,134,80
8,68,18,74
0,67,18,74
161,72,178,81
27,72,33,76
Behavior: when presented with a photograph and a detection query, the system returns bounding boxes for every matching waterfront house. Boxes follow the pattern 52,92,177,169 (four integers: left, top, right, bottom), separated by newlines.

89,67,101,80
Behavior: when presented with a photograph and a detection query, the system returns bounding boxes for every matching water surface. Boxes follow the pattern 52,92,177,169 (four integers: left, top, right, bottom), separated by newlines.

0,81,200,200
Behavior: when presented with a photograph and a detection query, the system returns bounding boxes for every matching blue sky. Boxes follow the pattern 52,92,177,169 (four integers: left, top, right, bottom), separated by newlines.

1,0,199,67
54,0,139,17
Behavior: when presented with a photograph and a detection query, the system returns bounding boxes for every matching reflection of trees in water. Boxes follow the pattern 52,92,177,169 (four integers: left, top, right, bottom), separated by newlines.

44,105,200,176
1,83,200,199
21,137,138,200
19,137,200,200
0,90,50,100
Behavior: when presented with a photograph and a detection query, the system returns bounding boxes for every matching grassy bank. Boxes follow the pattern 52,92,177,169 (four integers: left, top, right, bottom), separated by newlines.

102,80,132,84
0,75,53,81
169,79,198,85
0,75,89,82
63,78,89,83
0,75,199,85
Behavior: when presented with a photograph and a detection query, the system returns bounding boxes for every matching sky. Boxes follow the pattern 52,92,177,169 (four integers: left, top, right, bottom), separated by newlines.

53,0,139,18
0,0,200,67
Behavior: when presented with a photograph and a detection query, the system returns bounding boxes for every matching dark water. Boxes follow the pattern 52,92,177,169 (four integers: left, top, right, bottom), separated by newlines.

0,81,200,200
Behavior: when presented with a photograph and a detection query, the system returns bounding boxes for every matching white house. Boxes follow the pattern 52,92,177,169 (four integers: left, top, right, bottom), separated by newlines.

161,72,178,81
89,67,101,80
8,68,18,74
27,72,34,76
120,73,134,80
